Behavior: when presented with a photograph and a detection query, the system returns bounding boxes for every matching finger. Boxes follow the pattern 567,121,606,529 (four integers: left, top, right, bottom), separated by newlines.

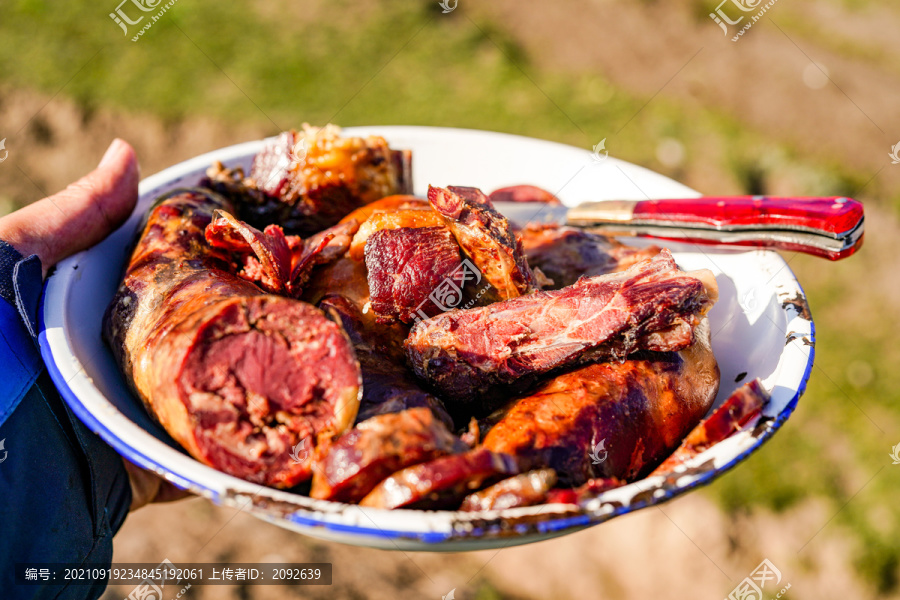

0,139,139,272
122,458,193,511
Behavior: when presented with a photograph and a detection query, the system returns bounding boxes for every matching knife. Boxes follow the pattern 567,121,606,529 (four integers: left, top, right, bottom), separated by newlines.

492,196,864,260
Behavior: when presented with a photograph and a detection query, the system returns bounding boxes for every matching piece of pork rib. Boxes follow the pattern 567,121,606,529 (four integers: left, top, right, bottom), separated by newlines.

364,226,465,324
310,407,467,503
406,248,718,415
482,318,719,486
520,224,662,289
428,185,538,302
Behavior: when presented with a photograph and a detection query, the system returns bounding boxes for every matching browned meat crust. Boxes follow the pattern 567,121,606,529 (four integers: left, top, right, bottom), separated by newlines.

520,224,663,289
359,448,519,509
310,408,467,503
103,189,361,488
481,318,719,485
428,185,537,302
459,469,557,511
201,126,412,235
406,249,718,416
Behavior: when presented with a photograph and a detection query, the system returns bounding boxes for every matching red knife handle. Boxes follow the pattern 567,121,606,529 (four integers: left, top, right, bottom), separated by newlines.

629,196,863,237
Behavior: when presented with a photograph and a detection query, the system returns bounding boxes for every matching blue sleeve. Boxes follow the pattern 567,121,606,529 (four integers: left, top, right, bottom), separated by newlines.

0,241,132,600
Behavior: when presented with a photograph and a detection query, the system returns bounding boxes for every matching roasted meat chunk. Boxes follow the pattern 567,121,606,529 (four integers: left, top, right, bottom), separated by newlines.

520,224,662,288
488,185,561,205
103,189,361,488
428,185,538,302
406,249,718,414
365,226,466,324
459,469,557,511
310,408,468,503
482,319,719,485
359,448,519,510
650,379,769,476
320,294,454,428
202,125,412,235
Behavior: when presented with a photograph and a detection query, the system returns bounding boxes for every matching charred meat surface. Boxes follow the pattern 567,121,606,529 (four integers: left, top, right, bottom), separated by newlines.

520,224,662,288
650,379,769,475
359,448,519,510
459,469,557,511
320,294,454,428
482,319,719,485
201,125,412,235
365,226,465,324
103,189,361,488
406,249,718,413
428,185,537,302
310,407,468,503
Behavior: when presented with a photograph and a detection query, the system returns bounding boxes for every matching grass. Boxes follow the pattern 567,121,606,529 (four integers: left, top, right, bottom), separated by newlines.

3,0,899,594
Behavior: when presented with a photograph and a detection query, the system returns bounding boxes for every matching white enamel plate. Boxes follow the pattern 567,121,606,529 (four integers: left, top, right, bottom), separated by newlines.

40,127,814,551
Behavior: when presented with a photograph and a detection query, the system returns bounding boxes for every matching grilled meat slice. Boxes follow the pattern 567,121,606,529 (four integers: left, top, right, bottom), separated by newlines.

310,407,467,503
365,226,465,324
481,319,719,486
359,448,519,510
428,185,537,302
520,224,662,289
406,249,718,415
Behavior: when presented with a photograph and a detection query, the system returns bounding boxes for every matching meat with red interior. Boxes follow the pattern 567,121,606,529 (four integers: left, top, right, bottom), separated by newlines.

359,448,519,510
482,319,719,486
103,189,361,488
365,226,466,324
428,185,537,302
310,407,467,503
406,249,718,415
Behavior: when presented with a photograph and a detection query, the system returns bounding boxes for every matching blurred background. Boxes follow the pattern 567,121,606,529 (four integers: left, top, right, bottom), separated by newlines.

2,0,898,598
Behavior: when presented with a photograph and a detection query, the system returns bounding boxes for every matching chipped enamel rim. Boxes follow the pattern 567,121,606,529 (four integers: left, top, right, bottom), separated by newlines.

40,127,814,551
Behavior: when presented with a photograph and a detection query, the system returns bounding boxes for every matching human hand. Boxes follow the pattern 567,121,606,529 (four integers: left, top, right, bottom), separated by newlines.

0,139,191,509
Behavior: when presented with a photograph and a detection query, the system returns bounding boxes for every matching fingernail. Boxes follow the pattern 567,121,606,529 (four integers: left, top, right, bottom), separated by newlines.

99,138,126,168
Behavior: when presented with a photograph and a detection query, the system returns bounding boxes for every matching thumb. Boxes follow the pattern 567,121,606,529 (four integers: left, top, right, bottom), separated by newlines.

0,139,139,273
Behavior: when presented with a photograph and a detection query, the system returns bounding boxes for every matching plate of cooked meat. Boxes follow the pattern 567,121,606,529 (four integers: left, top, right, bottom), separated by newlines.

39,125,826,551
